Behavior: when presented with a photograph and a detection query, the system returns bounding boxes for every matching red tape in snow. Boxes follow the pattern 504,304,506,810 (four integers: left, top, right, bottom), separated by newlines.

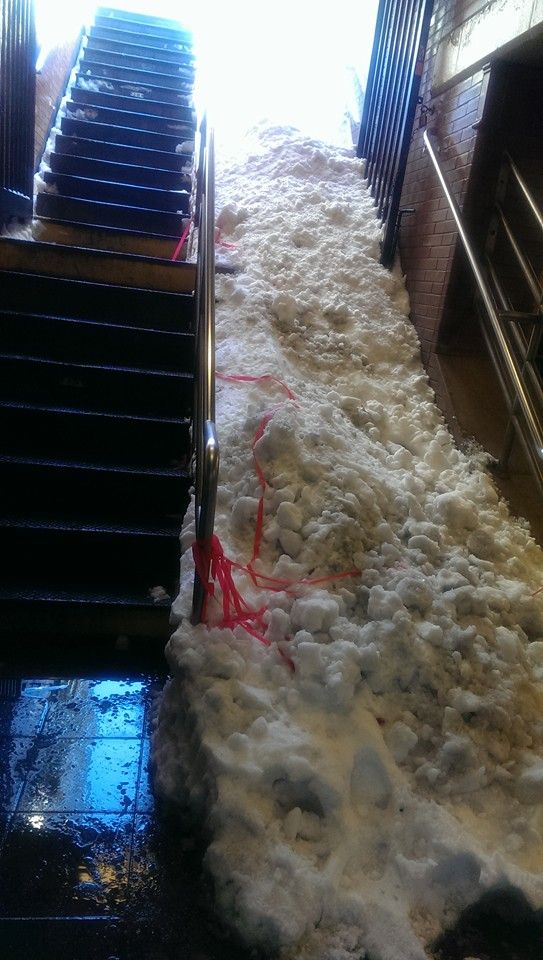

192,372,360,653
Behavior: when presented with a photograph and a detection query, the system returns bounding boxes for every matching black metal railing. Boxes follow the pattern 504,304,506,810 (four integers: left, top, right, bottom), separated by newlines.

0,0,36,225
358,0,434,268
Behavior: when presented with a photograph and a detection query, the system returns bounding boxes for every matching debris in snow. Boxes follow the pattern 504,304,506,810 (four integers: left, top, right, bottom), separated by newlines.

154,125,543,960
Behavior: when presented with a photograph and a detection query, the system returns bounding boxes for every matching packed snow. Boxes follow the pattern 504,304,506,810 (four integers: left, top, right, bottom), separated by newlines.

154,125,543,960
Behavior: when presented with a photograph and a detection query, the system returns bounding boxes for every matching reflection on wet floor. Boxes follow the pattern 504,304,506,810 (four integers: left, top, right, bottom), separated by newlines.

0,674,250,960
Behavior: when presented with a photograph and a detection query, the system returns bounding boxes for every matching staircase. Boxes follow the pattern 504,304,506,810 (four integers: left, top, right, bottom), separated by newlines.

34,5,195,258
0,6,199,640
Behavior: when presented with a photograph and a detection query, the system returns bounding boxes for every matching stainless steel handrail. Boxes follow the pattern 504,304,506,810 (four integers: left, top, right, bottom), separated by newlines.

423,129,543,468
191,115,219,624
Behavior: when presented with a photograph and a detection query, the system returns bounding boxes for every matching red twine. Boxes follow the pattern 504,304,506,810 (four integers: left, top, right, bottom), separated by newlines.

192,373,360,653
171,218,192,262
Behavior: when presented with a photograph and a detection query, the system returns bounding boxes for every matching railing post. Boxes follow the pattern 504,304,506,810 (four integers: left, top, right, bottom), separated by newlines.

0,0,37,225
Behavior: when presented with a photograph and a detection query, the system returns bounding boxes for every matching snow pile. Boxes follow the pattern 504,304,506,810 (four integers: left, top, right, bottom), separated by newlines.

154,126,543,960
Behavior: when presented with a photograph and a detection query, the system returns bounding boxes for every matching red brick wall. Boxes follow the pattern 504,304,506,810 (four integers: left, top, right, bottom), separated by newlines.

34,32,81,166
398,0,490,401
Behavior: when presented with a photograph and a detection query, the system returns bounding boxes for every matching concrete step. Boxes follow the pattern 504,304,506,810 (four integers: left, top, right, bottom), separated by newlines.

49,150,191,191
65,99,195,138
70,84,195,122
35,192,187,239
41,169,190,214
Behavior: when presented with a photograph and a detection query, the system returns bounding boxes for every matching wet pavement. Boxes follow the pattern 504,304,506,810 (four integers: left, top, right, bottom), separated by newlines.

0,665,252,960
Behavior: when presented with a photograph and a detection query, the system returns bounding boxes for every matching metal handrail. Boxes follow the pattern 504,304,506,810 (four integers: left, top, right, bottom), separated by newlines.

191,115,219,624
423,129,543,469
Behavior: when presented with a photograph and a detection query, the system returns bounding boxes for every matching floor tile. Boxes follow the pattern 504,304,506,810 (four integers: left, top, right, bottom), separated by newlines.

0,917,122,959
126,815,250,960
135,738,154,814
42,679,147,739
19,738,142,813
0,695,48,737
0,813,132,917
0,738,39,814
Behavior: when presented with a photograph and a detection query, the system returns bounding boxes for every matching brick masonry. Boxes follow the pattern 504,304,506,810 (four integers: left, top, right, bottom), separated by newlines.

398,0,491,414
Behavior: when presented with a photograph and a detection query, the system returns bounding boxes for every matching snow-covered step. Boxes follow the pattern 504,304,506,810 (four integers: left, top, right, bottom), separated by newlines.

54,131,192,170
0,255,196,309
41,169,190,214
60,114,192,152
95,9,192,41
65,99,195,138
70,85,195,123
0,401,190,471
73,73,192,106
0,353,193,418
1,311,194,372
81,45,195,79
86,34,195,66
90,23,191,55
78,59,193,91
49,151,191,191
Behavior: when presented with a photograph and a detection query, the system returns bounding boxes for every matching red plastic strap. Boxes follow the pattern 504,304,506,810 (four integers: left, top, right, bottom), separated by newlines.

217,371,297,401
193,373,360,652
171,219,192,262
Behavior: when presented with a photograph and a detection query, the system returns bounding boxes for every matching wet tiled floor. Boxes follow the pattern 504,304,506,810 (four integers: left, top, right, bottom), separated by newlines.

0,671,251,960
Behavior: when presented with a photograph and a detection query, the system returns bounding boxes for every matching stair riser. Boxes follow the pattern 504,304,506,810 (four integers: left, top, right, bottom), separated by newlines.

78,60,192,90
49,152,191,191
94,13,191,42
0,358,192,419
0,272,193,331
81,46,195,78
61,116,193,153
54,133,191,172
70,85,194,122
1,460,189,519
74,75,191,106
42,170,191,215
0,406,191,468
86,35,194,65
65,101,195,138
36,192,187,239
1,526,181,593
2,313,194,372
90,24,191,54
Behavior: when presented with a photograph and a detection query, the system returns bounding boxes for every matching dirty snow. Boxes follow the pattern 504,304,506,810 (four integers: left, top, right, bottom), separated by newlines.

154,125,543,960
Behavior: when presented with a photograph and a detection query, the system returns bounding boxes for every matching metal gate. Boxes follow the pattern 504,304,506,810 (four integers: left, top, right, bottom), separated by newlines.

358,0,434,268
0,0,36,224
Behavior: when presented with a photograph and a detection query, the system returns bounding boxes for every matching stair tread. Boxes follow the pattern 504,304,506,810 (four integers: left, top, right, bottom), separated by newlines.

77,60,193,88
49,151,191,189
0,398,187,426
0,308,193,339
73,77,192,106
86,35,195,63
0,351,192,379
0,583,171,607
95,10,191,38
70,87,194,120
0,452,187,478
66,98,195,130
81,47,195,76
0,237,195,277
35,193,187,240
61,114,193,148
89,27,191,60
0,514,179,537
42,170,190,210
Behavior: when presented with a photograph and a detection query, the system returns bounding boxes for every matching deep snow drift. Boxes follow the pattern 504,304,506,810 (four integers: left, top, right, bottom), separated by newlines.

154,126,543,960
